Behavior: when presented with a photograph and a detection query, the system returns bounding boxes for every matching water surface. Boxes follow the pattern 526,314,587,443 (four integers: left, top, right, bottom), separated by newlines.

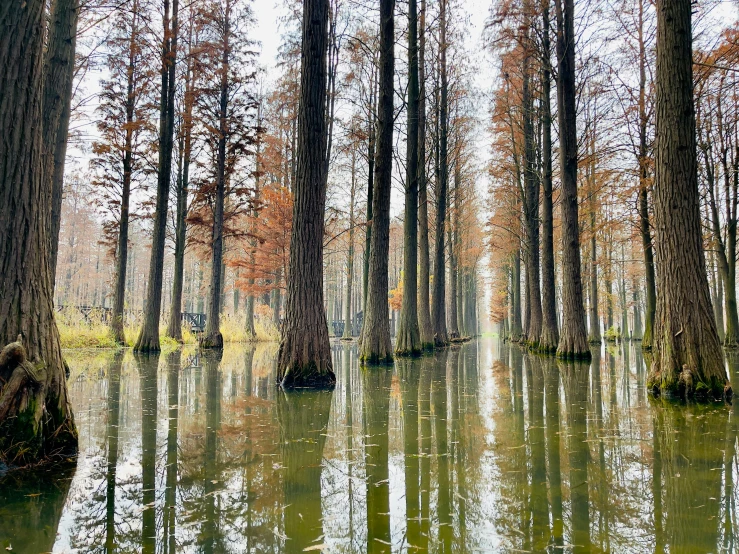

1,339,737,553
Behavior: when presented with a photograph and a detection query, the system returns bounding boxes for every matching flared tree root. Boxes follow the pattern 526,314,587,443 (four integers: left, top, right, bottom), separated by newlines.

0,337,78,466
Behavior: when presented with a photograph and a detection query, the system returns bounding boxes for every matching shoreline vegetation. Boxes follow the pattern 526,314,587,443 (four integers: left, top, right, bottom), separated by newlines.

57,311,280,349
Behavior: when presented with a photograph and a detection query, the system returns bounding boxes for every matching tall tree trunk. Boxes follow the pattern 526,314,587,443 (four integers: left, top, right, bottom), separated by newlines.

511,247,523,340
363,71,377,315
649,0,727,399
0,0,78,465
135,0,179,352
431,0,449,347
448,154,460,338
203,1,233,349
168,32,194,341
245,102,263,340
417,0,433,349
111,7,140,345
588,200,600,343
555,0,589,359
360,0,395,364
638,0,657,350
396,0,421,356
539,2,559,350
44,0,79,287
632,279,643,340
343,150,358,340
277,0,335,388
522,0,542,347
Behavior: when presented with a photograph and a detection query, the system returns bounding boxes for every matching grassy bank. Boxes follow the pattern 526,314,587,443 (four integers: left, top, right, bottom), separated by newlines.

57,311,279,349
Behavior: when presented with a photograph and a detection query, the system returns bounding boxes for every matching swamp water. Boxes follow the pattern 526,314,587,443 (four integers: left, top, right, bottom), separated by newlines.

0,339,738,553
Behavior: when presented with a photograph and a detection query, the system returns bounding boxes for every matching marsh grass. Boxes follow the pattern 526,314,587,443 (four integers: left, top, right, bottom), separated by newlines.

56,309,279,349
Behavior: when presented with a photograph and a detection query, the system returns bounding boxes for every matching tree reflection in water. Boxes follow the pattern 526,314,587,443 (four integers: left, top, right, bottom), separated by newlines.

7,339,739,552
279,387,333,553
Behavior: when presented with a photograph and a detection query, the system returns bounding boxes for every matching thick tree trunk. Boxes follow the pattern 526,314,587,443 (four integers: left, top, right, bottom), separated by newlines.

649,0,728,399
0,0,78,465
135,0,179,352
360,0,395,364
44,0,79,287
555,0,590,359
417,0,433,350
277,0,335,388
431,0,449,347
396,0,421,356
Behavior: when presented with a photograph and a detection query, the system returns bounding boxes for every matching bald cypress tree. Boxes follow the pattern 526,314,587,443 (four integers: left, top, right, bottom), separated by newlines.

360,0,395,364
276,0,336,388
396,0,422,357
0,0,78,464
648,0,728,399
555,0,589,359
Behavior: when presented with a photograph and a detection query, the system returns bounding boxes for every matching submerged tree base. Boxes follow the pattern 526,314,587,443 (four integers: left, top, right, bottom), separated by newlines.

648,366,731,402
134,331,161,353
200,331,224,349
278,361,336,389
0,339,78,467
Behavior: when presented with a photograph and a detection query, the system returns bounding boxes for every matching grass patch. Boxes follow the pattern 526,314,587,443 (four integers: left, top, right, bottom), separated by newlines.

56,309,278,349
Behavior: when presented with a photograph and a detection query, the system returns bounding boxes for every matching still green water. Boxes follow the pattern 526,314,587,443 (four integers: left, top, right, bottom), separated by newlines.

0,339,737,553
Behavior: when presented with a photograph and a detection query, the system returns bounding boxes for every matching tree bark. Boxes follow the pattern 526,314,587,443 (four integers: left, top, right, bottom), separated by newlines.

417,0,433,350
44,0,79,288
637,0,657,350
343,148,358,340
168,30,194,341
555,0,590,359
111,5,140,345
360,0,395,364
0,0,78,465
649,0,728,399
277,0,335,388
135,0,179,352
522,0,542,348
362,72,377,316
448,155,460,338
588,195,600,344
396,0,421,356
431,0,449,347
203,1,232,349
